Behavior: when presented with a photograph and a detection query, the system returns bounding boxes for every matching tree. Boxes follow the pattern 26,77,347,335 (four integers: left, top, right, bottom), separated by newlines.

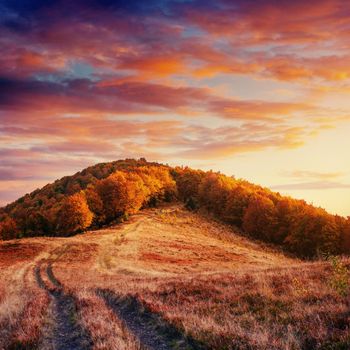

136,166,177,202
223,185,252,227
319,216,340,255
198,172,236,217
96,171,149,221
0,215,18,240
95,172,129,222
123,172,148,214
283,206,340,257
341,217,350,254
85,184,105,226
273,198,296,244
242,195,277,241
26,211,52,236
56,192,93,235
173,167,205,203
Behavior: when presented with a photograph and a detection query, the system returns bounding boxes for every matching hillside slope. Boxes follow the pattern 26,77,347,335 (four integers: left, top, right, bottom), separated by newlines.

1,204,349,350
1,158,350,257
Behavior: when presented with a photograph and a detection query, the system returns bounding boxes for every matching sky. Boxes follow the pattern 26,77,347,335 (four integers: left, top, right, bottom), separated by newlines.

1,0,350,216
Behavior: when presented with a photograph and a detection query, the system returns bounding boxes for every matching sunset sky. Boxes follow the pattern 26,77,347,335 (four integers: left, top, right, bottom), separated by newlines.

1,0,350,216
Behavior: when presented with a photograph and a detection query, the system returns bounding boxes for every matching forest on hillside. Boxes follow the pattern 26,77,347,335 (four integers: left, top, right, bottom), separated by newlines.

1,159,349,258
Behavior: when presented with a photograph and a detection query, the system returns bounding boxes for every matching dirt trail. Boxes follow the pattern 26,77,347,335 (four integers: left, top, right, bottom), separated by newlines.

98,289,207,350
35,260,93,350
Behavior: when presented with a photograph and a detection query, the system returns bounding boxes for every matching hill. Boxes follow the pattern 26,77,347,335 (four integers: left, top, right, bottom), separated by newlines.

1,158,350,258
1,204,349,349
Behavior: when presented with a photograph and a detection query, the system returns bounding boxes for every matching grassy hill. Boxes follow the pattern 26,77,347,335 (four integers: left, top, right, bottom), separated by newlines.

0,204,349,349
1,158,350,258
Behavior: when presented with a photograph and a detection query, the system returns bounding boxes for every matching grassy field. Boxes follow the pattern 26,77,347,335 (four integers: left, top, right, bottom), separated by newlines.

0,204,349,349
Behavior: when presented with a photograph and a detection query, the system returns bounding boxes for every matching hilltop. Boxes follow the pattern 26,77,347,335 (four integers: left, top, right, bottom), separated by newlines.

1,158,350,258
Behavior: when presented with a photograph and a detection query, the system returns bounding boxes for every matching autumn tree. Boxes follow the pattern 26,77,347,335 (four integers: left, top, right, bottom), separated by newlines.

135,166,176,205
123,172,149,214
318,215,340,254
272,198,298,244
56,192,93,235
0,214,19,240
198,172,236,217
85,184,105,226
95,171,149,221
25,211,52,235
342,217,350,254
173,167,205,208
242,195,277,241
284,206,340,257
95,172,129,222
223,185,252,226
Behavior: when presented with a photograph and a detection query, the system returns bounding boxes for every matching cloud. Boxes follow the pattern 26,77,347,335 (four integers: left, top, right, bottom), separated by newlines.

1,0,350,84
0,77,208,114
1,0,350,205
178,0,349,45
282,170,345,181
0,75,316,122
171,123,308,159
209,99,312,120
271,181,350,191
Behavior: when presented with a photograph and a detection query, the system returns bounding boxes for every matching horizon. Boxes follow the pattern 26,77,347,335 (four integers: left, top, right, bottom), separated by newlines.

1,0,350,216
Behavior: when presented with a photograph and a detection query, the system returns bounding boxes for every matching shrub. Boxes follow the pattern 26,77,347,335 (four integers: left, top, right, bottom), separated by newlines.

328,256,349,297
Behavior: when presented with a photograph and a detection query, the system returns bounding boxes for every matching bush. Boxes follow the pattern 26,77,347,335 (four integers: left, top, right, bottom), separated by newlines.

328,256,349,297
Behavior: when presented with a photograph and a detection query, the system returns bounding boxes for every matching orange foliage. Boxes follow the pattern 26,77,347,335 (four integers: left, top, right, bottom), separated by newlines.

0,214,18,240
0,159,349,258
172,167,205,206
95,172,133,221
343,218,350,253
174,168,348,257
56,192,93,235
85,184,105,226
134,166,177,203
198,172,236,216
243,195,278,242
93,166,176,223
0,159,176,236
95,171,147,221
223,185,252,226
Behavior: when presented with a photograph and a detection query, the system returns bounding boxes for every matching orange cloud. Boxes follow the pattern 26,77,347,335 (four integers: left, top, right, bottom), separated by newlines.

119,55,187,77
281,170,345,181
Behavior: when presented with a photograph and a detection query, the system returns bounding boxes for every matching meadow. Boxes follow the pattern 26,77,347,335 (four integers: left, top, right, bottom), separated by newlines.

1,204,349,349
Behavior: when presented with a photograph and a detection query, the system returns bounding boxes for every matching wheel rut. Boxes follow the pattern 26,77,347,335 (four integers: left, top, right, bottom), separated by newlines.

97,288,207,350
34,261,93,350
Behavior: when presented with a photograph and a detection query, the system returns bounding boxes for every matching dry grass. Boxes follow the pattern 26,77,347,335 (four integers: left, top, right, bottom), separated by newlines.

137,265,350,349
0,203,349,349
74,288,142,350
0,242,49,349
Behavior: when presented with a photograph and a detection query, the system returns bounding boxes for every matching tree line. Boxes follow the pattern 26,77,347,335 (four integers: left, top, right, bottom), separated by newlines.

173,167,350,257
